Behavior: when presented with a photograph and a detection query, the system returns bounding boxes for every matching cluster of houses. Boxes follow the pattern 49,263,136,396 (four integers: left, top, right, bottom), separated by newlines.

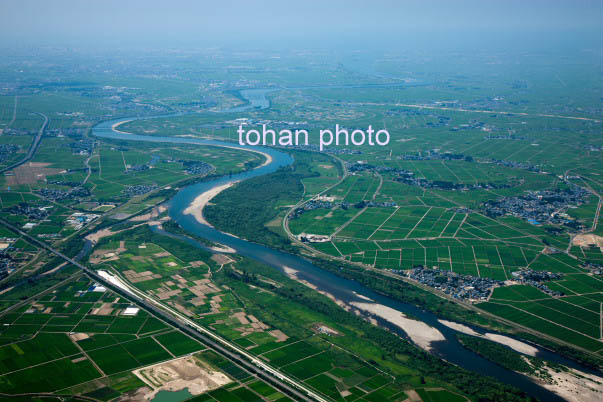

6,203,49,220
227,117,309,130
288,143,363,155
405,266,503,301
38,187,91,201
69,139,96,156
345,153,517,192
353,200,397,208
0,237,21,279
487,159,541,172
510,269,563,297
180,160,213,175
346,161,407,175
396,149,472,162
125,164,150,173
297,233,330,243
0,144,18,163
125,155,163,174
483,133,526,140
123,184,158,197
583,262,603,276
449,119,489,132
46,178,85,188
0,127,30,136
289,198,340,220
0,253,16,280
5,204,55,234
289,196,396,221
395,170,512,191
482,186,589,227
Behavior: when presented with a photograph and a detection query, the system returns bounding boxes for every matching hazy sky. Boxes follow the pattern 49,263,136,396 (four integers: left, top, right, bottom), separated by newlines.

1,0,602,49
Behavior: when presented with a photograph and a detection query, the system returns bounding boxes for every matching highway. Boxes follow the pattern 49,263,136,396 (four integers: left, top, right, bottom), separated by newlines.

0,218,327,402
99,269,328,402
0,112,48,175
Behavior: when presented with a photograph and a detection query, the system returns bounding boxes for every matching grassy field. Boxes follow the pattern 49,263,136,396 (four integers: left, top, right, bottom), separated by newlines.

0,46,602,399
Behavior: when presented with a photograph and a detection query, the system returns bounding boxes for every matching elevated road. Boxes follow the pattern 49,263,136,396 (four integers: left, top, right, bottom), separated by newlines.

0,112,48,175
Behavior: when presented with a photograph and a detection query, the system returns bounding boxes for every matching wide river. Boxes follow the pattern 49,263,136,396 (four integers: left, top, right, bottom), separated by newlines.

92,88,596,401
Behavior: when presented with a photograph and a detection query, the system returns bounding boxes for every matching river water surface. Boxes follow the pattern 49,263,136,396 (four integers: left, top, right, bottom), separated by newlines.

91,88,600,401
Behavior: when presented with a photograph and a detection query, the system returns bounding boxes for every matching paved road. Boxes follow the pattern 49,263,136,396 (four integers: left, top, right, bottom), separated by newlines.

0,392,97,402
0,218,326,402
0,112,48,175
353,101,602,123
282,154,348,242
6,95,17,128
100,269,328,402
0,272,83,316
281,157,603,359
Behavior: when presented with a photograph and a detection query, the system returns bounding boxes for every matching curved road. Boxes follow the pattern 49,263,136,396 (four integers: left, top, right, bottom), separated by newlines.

0,112,48,175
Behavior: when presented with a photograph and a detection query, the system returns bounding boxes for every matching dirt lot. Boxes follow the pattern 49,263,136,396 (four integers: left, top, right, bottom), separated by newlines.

131,355,231,400
573,233,603,248
5,162,64,186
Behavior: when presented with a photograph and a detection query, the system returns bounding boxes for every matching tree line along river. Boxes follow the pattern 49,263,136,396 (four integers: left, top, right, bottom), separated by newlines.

92,87,596,401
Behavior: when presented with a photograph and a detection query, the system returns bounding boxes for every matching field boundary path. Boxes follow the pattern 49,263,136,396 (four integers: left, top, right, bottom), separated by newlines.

0,218,328,402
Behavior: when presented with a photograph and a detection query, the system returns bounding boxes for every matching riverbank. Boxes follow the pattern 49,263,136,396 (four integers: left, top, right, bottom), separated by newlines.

93,110,584,402
250,147,272,168
284,268,448,352
183,182,236,227
181,148,272,229
282,266,349,311
352,301,445,351
540,365,603,402
111,119,133,134
215,144,273,168
438,319,539,356
112,120,273,168
209,244,236,253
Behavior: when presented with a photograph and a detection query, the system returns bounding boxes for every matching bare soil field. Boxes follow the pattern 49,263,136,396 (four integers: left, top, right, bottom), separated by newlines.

132,355,231,400
6,162,63,185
